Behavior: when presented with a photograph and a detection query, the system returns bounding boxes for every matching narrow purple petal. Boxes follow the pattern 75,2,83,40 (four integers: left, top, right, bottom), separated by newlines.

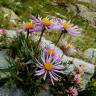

51,71,61,80
49,72,54,85
43,71,47,80
35,69,45,76
67,28,81,36
49,72,58,81
53,65,64,70
30,15,37,21
53,70,64,74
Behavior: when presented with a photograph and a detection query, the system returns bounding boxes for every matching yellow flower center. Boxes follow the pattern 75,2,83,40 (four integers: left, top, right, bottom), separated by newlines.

44,62,53,71
24,22,34,29
63,23,71,29
66,43,73,49
42,18,52,26
47,49,56,55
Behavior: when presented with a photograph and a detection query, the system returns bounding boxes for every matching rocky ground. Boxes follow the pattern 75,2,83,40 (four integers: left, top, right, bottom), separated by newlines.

59,0,96,27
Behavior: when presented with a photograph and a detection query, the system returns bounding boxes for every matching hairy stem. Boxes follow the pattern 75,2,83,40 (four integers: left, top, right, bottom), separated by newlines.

56,31,63,45
27,30,30,39
37,28,45,47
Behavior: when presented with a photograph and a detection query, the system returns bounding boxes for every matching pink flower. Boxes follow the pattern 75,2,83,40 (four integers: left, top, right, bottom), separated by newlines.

0,29,5,35
73,74,81,85
74,65,83,74
35,51,64,85
67,86,78,96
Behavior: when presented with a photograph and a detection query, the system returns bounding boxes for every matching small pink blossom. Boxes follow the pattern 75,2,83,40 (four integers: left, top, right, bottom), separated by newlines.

67,86,78,96
73,74,81,85
74,65,83,74
0,29,5,35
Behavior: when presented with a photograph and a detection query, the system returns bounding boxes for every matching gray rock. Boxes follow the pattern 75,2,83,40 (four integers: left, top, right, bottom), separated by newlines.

0,50,9,69
57,1,96,26
0,7,19,20
0,87,26,96
84,48,96,63
0,7,20,25
78,0,92,4
0,87,9,96
0,87,53,96
9,88,26,96
92,0,96,5
6,30,17,38
37,84,53,96
0,50,10,79
76,4,96,26
73,58,95,74
78,0,96,5
66,4,77,15
38,90,53,96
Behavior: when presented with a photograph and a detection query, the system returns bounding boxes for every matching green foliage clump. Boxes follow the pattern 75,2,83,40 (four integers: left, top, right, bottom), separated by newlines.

7,33,40,60
0,32,44,96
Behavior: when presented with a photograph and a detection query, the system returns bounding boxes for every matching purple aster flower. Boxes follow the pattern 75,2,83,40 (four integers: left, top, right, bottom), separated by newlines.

43,47,61,61
30,16,55,31
62,40,77,55
21,21,39,33
54,20,81,36
35,51,64,85
44,48,58,56
31,16,56,46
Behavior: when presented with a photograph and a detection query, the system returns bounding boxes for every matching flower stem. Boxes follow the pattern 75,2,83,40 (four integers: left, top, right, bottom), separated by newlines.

37,28,45,47
27,30,30,39
56,31,63,46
